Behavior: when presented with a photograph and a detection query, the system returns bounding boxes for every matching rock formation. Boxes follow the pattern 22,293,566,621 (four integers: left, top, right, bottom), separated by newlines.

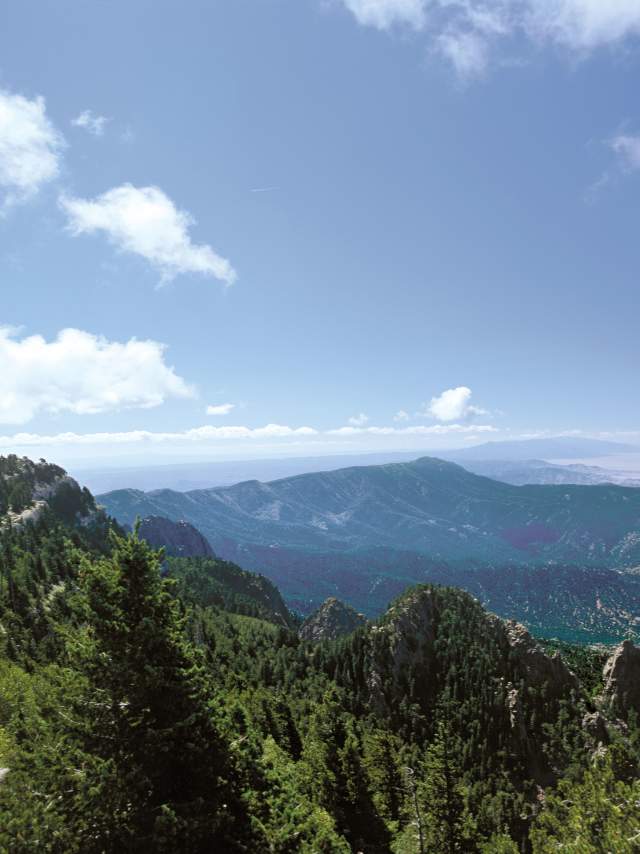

601,639,640,719
138,516,215,558
299,597,367,643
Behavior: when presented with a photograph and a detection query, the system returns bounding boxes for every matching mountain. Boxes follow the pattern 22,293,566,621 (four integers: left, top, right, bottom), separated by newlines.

166,554,295,628
99,456,640,641
441,436,639,461
99,455,640,571
455,458,640,487
248,548,640,643
299,597,366,642
138,515,215,558
2,453,640,851
73,451,422,494
0,454,113,540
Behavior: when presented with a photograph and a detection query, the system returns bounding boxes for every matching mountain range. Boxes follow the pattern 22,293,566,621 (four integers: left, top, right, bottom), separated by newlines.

99,456,640,567
74,436,640,493
98,455,640,640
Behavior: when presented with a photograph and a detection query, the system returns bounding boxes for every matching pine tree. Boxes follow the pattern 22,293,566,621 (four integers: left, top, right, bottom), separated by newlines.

420,721,475,854
74,529,265,852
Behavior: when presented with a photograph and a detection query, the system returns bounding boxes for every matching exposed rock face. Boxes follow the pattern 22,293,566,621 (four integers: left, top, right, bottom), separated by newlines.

139,516,215,558
601,639,640,719
367,587,436,714
582,711,608,746
299,597,367,643
502,620,580,698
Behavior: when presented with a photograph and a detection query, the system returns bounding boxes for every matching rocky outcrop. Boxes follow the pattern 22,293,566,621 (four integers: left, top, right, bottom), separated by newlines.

601,639,640,719
502,620,579,698
138,516,215,558
582,711,608,747
366,587,436,714
299,597,367,643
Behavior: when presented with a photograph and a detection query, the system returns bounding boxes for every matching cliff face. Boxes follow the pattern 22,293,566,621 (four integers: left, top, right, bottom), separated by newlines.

299,597,367,643
138,516,215,558
601,639,640,719
501,619,579,698
0,458,97,530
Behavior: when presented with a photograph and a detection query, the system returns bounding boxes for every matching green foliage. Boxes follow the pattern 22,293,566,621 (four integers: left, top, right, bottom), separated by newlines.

167,554,294,627
0,463,638,853
541,638,608,697
530,754,640,853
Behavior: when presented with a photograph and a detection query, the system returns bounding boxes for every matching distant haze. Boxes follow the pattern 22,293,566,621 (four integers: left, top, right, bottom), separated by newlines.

74,437,640,493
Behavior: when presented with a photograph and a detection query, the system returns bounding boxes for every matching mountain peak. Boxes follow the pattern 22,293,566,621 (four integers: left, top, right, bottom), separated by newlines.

299,597,367,642
138,515,215,558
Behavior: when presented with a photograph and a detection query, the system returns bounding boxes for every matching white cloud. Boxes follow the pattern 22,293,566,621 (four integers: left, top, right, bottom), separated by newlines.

348,412,369,426
341,0,427,30
206,402,236,416
327,423,498,435
0,327,193,424
528,0,640,50
0,423,318,447
393,409,410,422
71,109,109,136
0,89,64,209
610,134,640,171
60,184,237,285
0,421,497,449
425,386,488,422
437,29,490,79
337,0,640,78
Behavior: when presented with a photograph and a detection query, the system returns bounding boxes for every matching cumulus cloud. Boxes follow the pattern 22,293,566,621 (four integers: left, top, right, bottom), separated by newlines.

348,412,369,426
60,184,237,285
71,109,109,136
206,402,236,416
393,409,410,422
0,327,193,424
0,89,64,209
425,386,488,422
336,0,640,78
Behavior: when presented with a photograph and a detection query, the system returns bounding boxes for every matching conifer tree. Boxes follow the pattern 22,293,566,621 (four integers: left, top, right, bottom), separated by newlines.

74,530,265,852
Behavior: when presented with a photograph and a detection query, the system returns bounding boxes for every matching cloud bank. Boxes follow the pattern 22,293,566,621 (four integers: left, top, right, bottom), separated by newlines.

60,184,237,285
0,89,64,209
0,327,193,424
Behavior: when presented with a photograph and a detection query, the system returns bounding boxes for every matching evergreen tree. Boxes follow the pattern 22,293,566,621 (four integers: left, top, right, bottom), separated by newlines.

73,529,265,852
419,721,475,853
530,753,640,853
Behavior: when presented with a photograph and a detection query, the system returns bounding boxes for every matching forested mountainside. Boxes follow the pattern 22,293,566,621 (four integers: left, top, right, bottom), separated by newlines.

99,456,640,642
2,456,640,851
251,548,640,644
98,457,640,566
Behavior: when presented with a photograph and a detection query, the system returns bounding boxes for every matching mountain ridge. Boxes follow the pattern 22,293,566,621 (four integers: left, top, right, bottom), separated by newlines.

99,455,640,567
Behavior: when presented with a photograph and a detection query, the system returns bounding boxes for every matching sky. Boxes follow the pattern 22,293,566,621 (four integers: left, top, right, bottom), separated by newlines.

0,0,639,467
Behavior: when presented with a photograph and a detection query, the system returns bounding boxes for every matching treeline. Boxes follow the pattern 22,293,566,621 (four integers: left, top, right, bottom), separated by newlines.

0,515,639,851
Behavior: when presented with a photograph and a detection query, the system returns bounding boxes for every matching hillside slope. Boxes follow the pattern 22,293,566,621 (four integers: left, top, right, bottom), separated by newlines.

99,457,640,568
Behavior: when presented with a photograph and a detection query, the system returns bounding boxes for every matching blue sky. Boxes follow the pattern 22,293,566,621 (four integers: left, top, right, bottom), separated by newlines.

0,0,639,466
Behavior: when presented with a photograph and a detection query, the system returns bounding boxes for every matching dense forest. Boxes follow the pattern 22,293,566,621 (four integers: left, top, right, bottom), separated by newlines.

0,457,639,852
